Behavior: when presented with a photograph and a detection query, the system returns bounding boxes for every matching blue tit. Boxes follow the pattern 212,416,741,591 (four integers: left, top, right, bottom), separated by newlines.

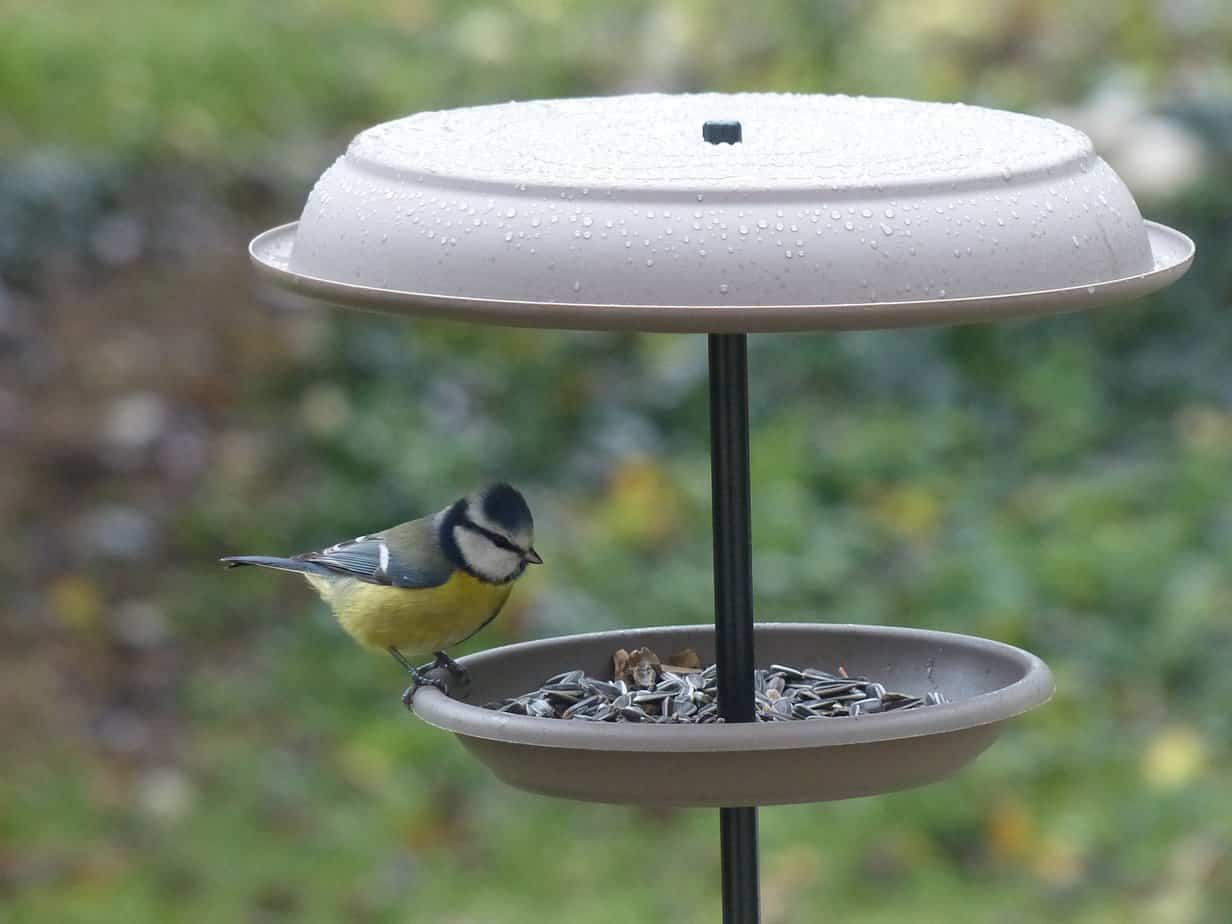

222,482,541,701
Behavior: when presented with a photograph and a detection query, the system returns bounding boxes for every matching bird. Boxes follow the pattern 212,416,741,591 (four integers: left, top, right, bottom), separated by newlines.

221,483,541,703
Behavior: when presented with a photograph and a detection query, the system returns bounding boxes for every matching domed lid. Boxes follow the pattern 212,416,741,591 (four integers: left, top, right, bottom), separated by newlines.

250,93,1192,332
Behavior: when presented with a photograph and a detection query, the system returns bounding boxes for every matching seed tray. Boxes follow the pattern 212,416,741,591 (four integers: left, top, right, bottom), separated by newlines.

409,623,1053,807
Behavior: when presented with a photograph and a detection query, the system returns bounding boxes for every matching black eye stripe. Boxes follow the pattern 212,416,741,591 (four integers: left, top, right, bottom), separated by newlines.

462,519,524,554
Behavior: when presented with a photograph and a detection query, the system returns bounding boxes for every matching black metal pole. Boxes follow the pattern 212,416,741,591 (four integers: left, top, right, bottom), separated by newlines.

708,333,760,924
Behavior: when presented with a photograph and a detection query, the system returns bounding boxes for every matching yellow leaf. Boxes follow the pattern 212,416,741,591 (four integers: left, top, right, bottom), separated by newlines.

1142,727,1209,789
870,484,942,540
50,574,104,633
601,456,681,546
986,797,1036,862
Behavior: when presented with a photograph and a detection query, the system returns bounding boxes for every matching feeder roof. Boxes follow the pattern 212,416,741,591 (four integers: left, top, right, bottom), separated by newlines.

251,92,1192,332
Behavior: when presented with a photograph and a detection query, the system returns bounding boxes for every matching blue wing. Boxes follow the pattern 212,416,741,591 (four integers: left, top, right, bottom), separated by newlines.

297,516,453,589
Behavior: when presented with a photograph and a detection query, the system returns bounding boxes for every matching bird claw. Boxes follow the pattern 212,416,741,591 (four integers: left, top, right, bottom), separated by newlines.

401,668,448,709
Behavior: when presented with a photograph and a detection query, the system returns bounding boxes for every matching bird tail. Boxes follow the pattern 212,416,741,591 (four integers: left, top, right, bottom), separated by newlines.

219,555,330,576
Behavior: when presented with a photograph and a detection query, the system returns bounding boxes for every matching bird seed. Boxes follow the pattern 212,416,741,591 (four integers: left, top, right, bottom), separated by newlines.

484,646,949,723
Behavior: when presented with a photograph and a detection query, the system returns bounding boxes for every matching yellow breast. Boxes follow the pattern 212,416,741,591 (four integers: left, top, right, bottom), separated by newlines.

305,570,514,654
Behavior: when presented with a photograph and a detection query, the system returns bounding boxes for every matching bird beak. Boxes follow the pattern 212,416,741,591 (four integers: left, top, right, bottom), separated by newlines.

525,547,543,564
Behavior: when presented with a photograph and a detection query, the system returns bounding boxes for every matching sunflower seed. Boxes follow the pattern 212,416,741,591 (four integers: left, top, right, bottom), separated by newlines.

484,650,947,724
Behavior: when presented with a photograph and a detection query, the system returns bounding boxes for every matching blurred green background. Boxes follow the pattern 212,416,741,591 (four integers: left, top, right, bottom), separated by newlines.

2,1,1230,921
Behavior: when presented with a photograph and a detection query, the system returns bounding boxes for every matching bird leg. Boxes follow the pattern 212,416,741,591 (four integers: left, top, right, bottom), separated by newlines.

389,647,446,707
430,651,470,686
409,651,471,699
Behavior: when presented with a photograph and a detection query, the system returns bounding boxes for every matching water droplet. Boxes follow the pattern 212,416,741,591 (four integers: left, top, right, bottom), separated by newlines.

830,210,841,220
1072,235,1081,248
645,258,654,267
719,283,729,295
883,208,895,218
844,221,854,231
582,216,593,227
880,223,894,236
530,217,541,227
505,208,516,218
504,231,513,242
757,219,768,229
861,208,872,218
738,224,749,235
572,280,581,292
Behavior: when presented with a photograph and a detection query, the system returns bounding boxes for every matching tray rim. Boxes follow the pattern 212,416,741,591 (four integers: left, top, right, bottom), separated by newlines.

410,623,1055,752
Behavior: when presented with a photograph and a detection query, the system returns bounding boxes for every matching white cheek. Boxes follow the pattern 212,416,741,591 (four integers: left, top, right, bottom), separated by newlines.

454,527,520,581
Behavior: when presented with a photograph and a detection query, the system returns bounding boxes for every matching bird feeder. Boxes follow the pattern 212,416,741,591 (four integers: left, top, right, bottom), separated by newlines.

250,93,1194,923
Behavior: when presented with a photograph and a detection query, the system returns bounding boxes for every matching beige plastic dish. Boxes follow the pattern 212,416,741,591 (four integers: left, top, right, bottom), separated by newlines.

410,623,1054,807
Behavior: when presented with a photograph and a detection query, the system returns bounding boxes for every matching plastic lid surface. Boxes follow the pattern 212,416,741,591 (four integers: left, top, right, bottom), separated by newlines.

251,93,1193,331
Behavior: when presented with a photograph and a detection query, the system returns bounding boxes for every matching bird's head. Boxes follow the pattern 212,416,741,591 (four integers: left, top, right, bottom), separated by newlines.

440,483,541,583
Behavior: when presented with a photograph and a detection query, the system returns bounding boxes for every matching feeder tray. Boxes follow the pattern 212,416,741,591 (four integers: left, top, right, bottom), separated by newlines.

411,623,1052,807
